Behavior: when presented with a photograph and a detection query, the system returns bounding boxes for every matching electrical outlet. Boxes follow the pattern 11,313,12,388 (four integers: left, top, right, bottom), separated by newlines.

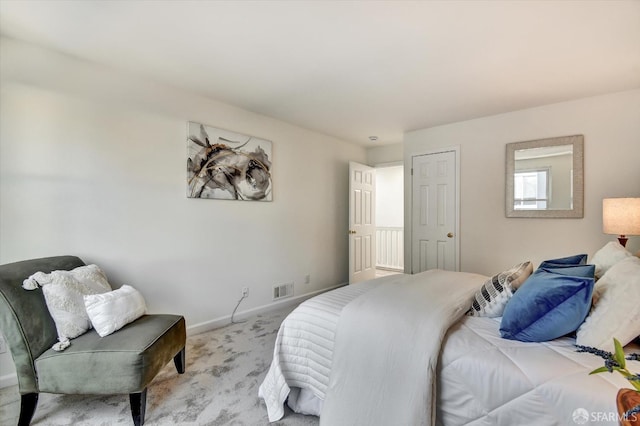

0,335,7,354
304,274,311,284
242,287,249,298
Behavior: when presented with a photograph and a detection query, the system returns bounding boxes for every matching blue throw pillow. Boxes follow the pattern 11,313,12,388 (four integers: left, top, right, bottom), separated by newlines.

538,254,588,269
500,268,594,342
539,264,595,278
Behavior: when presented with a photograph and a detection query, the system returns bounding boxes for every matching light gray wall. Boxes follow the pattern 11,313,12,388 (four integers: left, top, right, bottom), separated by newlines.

404,89,640,276
0,38,366,381
366,143,403,166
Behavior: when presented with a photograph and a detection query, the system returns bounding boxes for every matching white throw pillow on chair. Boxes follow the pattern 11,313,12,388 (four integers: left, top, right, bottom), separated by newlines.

84,285,147,337
28,264,112,350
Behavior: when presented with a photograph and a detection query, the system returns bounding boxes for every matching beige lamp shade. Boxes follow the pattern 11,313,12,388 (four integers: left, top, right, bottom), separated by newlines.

603,198,640,236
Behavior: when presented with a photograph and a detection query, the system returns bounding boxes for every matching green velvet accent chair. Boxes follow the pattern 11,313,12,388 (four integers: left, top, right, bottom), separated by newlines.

0,256,186,426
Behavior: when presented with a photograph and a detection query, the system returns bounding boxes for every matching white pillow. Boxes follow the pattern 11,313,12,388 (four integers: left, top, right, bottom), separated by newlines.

84,285,147,337
591,241,632,279
36,265,112,349
576,256,640,351
466,261,533,317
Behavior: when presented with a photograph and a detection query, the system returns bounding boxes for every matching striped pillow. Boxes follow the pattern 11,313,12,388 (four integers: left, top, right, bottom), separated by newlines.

466,261,533,318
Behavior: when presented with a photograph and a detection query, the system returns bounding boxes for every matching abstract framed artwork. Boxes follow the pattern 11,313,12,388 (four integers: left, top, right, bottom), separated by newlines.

187,122,272,201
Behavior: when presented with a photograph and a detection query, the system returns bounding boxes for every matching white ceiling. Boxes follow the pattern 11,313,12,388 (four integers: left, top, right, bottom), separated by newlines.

1,1,639,146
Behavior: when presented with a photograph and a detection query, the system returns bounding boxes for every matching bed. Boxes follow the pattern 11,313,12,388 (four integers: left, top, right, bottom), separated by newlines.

259,249,640,426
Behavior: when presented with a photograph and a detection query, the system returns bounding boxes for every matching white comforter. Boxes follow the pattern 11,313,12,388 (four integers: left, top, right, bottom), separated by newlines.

259,269,488,424
438,316,640,426
320,269,487,426
258,274,394,421
259,271,640,425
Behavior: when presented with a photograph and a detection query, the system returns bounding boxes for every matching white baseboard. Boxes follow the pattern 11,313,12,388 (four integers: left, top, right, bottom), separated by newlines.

0,282,348,389
187,282,347,335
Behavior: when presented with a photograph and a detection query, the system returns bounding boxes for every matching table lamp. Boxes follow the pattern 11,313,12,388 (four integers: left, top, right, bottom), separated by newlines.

603,198,640,247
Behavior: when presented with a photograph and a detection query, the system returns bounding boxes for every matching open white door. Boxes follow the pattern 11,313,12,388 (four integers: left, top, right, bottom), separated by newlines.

411,150,459,273
349,161,376,283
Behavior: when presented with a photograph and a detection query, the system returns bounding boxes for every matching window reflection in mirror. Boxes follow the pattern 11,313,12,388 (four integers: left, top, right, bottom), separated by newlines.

514,168,549,210
506,135,583,218
514,144,572,210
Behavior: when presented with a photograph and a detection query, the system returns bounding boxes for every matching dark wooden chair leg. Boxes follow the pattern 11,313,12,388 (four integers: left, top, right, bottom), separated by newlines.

129,388,147,426
174,347,185,374
18,393,38,426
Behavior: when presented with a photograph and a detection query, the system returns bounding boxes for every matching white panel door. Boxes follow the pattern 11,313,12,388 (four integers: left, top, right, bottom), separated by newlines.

349,161,376,283
411,151,458,273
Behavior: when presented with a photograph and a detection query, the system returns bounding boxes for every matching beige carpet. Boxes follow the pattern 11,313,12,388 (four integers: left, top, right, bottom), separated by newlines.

0,305,319,426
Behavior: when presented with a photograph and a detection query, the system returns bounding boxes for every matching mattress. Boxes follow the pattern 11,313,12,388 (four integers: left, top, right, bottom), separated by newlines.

438,316,640,426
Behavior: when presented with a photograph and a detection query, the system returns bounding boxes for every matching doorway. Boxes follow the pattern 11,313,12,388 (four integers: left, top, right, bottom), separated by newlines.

375,164,404,277
348,162,404,283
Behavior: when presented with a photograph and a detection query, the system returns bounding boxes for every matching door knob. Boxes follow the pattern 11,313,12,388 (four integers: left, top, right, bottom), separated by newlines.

447,232,454,238
349,230,356,235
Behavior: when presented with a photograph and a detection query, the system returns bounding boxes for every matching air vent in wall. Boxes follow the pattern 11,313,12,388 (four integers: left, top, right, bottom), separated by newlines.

273,283,294,300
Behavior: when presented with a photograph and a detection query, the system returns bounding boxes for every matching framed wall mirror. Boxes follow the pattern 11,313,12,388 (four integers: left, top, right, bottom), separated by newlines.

506,135,584,218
